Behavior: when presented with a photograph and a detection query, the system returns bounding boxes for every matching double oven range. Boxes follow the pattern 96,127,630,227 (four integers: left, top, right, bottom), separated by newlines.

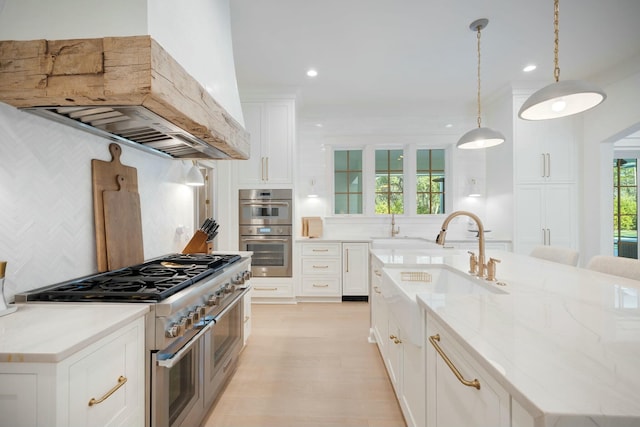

16,252,251,427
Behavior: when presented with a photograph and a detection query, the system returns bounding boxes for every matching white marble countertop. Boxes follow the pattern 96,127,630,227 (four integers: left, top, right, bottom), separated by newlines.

0,303,150,363
371,247,640,426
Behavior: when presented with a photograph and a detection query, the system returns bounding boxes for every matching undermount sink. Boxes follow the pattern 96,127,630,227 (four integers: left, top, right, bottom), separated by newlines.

380,265,507,345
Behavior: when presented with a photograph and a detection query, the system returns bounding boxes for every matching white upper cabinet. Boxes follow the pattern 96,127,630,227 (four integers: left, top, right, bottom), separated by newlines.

237,100,295,186
513,95,578,184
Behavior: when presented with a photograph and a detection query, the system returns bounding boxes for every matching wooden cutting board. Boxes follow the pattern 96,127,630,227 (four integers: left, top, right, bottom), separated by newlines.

102,175,144,271
92,143,139,271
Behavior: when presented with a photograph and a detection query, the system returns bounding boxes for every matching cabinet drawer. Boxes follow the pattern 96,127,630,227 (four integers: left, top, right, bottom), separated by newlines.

301,277,341,296
301,243,341,256
302,258,341,275
68,319,143,427
252,283,293,298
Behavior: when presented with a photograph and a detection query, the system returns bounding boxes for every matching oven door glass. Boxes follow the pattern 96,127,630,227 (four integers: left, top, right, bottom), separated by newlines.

240,237,292,277
154,339,202,427
204,297,244,405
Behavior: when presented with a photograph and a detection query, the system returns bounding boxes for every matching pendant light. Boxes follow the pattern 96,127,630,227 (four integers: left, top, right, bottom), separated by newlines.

518,0,606,120
457,18,505,150
185,161,205,186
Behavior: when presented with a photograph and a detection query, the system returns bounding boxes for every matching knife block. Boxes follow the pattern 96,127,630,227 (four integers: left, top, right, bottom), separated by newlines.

182,230,210,254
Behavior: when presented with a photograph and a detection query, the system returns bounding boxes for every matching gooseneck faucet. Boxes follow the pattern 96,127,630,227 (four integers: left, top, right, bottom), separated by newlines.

436,211,488,278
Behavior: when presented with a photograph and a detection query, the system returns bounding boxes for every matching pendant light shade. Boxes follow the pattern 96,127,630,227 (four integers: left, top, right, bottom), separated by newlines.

518,0,606,120
185,161,205,186
518,79,606,120
457,126,505,149
457,18,505,150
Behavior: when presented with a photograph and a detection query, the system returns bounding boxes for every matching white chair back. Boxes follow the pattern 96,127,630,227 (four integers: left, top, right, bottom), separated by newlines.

586,255,640,281
530,245,579,266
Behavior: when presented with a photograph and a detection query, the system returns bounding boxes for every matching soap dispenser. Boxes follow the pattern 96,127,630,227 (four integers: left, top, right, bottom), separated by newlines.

0,261,17,316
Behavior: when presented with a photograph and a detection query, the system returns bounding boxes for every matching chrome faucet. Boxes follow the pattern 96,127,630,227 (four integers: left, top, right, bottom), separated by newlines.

391,213,400,237
436,211,489,278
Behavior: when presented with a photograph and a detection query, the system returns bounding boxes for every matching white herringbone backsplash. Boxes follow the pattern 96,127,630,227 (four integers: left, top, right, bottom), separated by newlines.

0,103,196,300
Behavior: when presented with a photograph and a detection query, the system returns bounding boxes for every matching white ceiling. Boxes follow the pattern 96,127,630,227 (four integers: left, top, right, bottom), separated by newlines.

229,0,640,136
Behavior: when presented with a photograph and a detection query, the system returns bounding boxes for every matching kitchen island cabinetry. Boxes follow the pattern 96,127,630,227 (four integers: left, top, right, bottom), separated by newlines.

425,312,509,427
237,99,294,186
0,305,147,427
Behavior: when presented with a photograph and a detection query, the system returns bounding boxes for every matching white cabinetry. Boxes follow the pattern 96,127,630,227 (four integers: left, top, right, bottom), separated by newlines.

369,256,387,351
300,242,342,297
425,313,509,427
512,94,578,255
342,242,369,297
0,317,145,427
237,100,294,186
298,241,370,299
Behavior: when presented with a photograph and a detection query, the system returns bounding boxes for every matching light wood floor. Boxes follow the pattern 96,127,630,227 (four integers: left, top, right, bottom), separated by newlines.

202,302,406,427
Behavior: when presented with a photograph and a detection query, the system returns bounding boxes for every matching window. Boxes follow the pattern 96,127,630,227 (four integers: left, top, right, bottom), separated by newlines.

416,149,445,214
613,158,638,259
334,150,363,214
375,149,404,214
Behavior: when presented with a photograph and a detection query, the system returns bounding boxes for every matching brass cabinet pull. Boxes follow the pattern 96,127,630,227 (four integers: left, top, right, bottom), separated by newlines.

429,334,480,390
88,376,127,406
373,286,381,294
312,248,329,252
254,287,278,291
345,249,349,273
244,315,250,323
312,265,329,269
312,283,329,287
389,334,397,340
374,269,382,277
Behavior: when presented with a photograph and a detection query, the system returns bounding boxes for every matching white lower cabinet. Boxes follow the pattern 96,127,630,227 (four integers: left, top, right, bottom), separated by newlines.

342,242,369,297
370,256,387,353
426,312,509,427
0,317,145,427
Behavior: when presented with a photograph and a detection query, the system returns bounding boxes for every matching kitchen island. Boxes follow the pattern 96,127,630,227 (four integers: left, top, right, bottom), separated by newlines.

370,246,640,427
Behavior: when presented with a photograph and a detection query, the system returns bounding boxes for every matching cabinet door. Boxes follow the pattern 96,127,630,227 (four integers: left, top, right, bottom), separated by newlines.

370,257,387,354
237,102,265,185
427,316,509,427
68,319,144,427
386,314,403,394
544,184,576,249
514,184,545,254
262,102,293,184
342,243,369,296
0,373,38,427
401,339,425,427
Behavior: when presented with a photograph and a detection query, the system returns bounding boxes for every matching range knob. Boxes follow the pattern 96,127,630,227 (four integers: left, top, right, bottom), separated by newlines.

232,274,245,285
207,294,219,306
223,284,234,294
188,310,200,324
184,315,193,329
196,305,206,317
243,270,252,281
165,322,184,338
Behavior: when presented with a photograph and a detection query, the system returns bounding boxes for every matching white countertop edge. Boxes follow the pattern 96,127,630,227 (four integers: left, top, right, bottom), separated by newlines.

0,303,150,363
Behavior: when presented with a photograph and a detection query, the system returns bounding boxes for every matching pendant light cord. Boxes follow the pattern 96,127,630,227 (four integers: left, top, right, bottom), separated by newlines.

553,0,560,82
476,24,482,128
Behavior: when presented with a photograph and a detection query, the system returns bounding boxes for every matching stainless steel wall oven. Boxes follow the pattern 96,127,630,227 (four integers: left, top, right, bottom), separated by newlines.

239,189,292,277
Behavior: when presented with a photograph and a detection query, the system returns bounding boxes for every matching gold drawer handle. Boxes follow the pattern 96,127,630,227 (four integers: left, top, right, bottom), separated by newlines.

312,283,329,287
254,287,278,291
429,334,480,390
374,269,382,277
373,286,381,294
244,316,250,323
312,265,329,269
312,248,329,252
389,334,401,344
88,375,127,406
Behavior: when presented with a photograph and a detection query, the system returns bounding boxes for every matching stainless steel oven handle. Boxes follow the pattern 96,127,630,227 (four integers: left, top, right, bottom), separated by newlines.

241,201,290,206
213,287,250,322
241,238,290,242
156,321,213,369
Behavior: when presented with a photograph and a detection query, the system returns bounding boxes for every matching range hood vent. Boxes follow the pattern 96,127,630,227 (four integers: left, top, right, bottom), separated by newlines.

0,36,249,160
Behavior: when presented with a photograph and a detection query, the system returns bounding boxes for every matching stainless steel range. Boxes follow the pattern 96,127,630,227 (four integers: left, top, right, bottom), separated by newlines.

16,252,251,427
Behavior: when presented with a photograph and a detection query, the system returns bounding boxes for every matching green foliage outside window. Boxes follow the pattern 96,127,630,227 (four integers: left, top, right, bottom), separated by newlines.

417,149,445,214
375,149,404,214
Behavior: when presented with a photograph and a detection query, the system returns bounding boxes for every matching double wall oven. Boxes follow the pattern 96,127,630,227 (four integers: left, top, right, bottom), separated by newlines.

239,189,292,277
16,252,251,427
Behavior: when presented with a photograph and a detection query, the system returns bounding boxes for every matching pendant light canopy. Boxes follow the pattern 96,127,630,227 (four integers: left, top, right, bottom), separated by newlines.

457,18,505,150
518,0,606,120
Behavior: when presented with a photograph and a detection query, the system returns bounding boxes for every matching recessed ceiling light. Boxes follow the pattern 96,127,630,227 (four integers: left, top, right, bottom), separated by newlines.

445,123,453,128
314,123,323,128
523,64,537,72
306,69,318,77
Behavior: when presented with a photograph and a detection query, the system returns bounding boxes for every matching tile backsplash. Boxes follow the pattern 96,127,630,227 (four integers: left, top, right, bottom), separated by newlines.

0,103,195,300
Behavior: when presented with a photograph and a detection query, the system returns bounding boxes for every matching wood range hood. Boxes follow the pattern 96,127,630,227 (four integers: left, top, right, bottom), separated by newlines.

0,35,249,160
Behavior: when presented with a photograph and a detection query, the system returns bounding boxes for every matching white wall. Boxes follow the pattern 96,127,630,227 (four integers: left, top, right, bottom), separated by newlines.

582,56,640,263
0,0,244,126
0,102,196,300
